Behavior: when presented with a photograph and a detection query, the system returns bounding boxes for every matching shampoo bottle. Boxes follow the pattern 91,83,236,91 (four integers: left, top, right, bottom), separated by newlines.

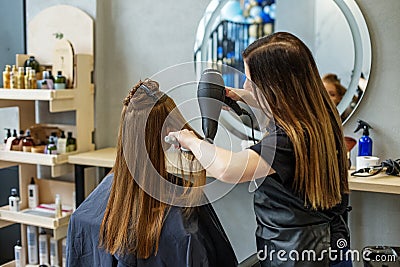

62,238,67,267
39,228,49,266
9,188,20,212
57,131,67,154
28,177,39,208
14,240,23,267
27,225,39,264
50,237,59,267
3,65,11,88
354,119,373,156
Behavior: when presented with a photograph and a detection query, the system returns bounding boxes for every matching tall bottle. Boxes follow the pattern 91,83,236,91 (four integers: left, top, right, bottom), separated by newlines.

4,128,11,144
2,65,11,88
11,129,20,151
55,194,62,218
46,136,58,155
57,131,67,154
39,228,49,266
22,130,34,152
10,65,18,89
354,119,373,156
28,69,37,89
14,240,24,267
28,177,39,208
27,225,39,264
17,67,25,89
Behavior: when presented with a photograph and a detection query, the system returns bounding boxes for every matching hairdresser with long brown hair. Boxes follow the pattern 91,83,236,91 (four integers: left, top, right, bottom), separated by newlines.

169,32,352,267
66,79,236,266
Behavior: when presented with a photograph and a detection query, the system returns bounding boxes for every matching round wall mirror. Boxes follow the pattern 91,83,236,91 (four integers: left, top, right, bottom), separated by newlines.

194,0,372,140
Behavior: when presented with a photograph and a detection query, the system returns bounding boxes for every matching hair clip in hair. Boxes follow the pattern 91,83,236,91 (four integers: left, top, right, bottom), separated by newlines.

139,84,158,101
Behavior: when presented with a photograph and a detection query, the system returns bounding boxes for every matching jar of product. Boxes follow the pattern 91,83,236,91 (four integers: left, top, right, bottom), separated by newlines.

54,71,66,89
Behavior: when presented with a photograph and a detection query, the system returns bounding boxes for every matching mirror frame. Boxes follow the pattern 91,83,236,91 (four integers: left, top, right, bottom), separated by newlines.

194,0,371,140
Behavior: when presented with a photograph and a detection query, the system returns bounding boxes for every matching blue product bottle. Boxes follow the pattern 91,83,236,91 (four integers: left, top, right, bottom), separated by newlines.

354,119,373,156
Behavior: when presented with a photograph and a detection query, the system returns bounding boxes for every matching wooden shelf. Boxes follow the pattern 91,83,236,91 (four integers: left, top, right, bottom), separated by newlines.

0,206,70,240
0,88,74,101
0,150,77,166
348,171,400,195
68,147,116,168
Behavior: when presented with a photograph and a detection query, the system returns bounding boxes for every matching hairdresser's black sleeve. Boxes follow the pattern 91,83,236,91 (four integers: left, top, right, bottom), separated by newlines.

249,125,296,188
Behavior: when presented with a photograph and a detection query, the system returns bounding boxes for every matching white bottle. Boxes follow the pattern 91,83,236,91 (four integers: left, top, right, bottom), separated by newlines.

55,194,62,218
28,177,39,208
57,131,67,154
27,225,39,264
39,228,49,266
50,237,60,267
9,188,20,212
62,238,67,267
14,240,24,267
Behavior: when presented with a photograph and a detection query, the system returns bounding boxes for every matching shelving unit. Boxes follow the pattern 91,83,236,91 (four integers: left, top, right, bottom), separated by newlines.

0,54,94,267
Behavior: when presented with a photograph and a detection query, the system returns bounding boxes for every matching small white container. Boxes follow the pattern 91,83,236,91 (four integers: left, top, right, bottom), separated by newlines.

28,177,39,208
9,188,20,212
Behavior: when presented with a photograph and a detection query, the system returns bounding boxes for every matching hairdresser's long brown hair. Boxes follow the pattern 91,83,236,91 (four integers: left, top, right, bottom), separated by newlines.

99,80,205,258
243,32,348,210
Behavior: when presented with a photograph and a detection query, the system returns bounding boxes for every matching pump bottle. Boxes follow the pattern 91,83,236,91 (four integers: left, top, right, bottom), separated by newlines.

354,119,373,156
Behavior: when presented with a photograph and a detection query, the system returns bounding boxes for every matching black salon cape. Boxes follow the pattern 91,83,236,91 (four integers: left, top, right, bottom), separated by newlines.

66,173,237,267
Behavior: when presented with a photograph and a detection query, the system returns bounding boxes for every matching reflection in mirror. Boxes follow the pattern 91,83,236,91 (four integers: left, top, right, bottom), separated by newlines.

194,0,371,140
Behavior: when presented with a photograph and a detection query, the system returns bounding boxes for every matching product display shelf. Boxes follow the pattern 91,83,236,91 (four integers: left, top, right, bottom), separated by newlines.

0,206,70,240
0,88,76,113
0,54,94,266
0,150,76,166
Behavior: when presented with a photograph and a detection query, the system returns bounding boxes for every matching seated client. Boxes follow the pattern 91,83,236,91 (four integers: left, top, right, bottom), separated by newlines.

66,79,237,267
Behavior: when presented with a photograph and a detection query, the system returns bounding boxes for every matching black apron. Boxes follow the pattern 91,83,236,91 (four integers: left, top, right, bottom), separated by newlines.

254,175,348,267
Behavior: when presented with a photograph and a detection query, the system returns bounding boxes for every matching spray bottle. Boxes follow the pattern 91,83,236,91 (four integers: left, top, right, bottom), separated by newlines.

354,119,373,156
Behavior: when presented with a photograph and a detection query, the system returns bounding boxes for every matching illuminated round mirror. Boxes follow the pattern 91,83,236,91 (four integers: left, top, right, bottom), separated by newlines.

194,0,372,140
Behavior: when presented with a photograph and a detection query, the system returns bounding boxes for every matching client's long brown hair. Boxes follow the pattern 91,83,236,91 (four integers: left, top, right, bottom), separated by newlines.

99,79,205,258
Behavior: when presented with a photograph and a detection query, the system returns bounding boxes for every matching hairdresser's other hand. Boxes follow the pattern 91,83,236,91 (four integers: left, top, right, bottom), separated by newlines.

168,129,201,151
226,87,258,107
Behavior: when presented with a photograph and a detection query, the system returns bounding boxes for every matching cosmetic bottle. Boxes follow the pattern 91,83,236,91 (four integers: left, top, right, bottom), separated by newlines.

9,188,20,212
24,56,40,71
11,129,21,151
14,240,23,267
27,225,39,264
354,119,373,156
62,238,67,267
57,131,67,154
50,237,59,267
10,65,18,89
55,194,62,218
3,65,11,88
39,228,49,266
22,130,34,152
42,70,54,89
24,67,32,89
17,67,25,89
28,177,39,208
28,69,37,89
66,132,76,152
4,128,11,144
54,71,66,89
46,136,57,155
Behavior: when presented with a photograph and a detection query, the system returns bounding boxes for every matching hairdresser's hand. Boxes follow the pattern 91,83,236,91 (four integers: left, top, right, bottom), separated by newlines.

225,87,258,107
168,129,201,151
